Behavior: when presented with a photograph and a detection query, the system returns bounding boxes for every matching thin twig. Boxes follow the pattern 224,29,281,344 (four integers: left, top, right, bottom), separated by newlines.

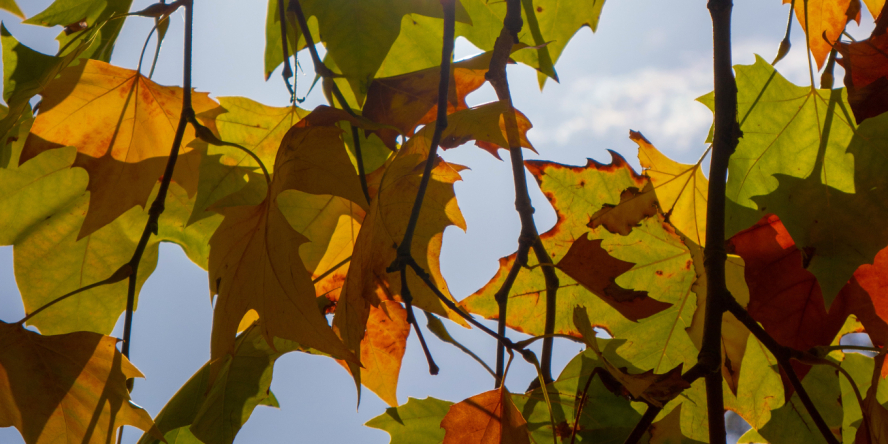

622,403,662,444
486,0,559,385
401,271,439,375
772,0,794,65
494,242,528,387
277,0,295,102
288,0,371,205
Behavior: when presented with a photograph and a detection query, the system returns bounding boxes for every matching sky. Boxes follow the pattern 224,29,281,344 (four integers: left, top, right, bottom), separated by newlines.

0,0,876,443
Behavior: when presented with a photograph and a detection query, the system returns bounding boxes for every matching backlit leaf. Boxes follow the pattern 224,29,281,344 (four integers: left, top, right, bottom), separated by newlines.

0,0,23,19
783,0,859,70
837,31,888,123
365,396,453,444
441,386,530,444
0,321,162,444
25,0,133,62
22,59,218,238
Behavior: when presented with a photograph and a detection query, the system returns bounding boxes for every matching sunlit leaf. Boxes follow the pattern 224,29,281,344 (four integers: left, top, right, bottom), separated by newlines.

365,396,453,444
25,0,133,62
441,386,530,444
0,0,23,19
783,0,859,70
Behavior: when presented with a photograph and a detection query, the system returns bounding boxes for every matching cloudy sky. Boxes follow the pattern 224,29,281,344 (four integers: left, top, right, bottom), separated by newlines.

0,1,876,443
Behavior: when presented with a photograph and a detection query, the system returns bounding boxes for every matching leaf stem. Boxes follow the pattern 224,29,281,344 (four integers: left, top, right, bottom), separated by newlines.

17,265,133,325
494,242,527,387
288,0,371,206
724,297,840,444
402,271,439,375
486,0,559,385
277,0,295,102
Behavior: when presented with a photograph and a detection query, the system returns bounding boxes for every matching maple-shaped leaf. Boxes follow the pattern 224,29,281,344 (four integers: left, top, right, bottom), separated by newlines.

22,59,218,238
0,25,91,159
0,0,23,18
511,343,641,443
208,117,366,375
635,131,708,246
846,247,888,377
188,97,312,223
703,55,888,304
365,396,453,444
461,152,697,375
298,0,470,103
836,31,888,123
438,101,535,159
25,0,131,62
456,0,606,86
574,307,689,407
336,300,410,407
738,361,843,444
440,386,530,444
782,0,860,70
137,323,303,444
558,234,670,322
0,321,162,444
363,49,529,150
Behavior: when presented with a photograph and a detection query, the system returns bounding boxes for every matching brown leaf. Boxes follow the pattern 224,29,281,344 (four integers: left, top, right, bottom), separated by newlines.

21,60,218,238
441,386,530,444
855,353,888,444
588,183,658,236
0,321,162,444
557,233,671,322
837,32,888,123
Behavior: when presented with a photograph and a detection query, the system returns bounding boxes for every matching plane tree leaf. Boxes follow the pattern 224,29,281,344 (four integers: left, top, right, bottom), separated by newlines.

837,30,888,123
25,0,133,62
263,0,317,80
704,55,887,304
0,320,162,444
783,0,859,70
461,152,697,375
208,110,371,379
365,396,453,444
0,0,23,18
510,342,642,443
22,59,219,239
298,0,470,103
456,0,606,86
137,323,303,444
635,131,708,246
440,386,531,444
0,25,92,162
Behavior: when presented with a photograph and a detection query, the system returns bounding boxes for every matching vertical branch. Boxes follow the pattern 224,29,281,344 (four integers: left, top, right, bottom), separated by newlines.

277,0,295,101
485,0,559,384
703,0,740,443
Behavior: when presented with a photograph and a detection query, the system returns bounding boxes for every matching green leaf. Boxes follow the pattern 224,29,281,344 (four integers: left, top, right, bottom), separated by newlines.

0,0,23,19
456,0,606,87
299,0,470,104
365,397,453,444
704,55,888,304
263,0,318,80
25,0,132,62
511,343,642,443
737,363,843,444
137,324,302,444
0,24,90,159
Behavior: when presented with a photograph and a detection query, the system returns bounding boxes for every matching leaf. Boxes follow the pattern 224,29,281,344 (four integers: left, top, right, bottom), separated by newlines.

22,59,219,238
836,31,888,123
298,0,470,103
337,300,410,407
461,152,698,375
704,55,887,304
0,24,91,161
208,119,363,377
510,343,641,443
634,131,708,246
263,0,317,80
684,239,751,394
783,0,859,70
137,324,301,444
647,405,706,444
0,0,23,18
0,321,162,444
846,247,888,377
456,0,606,87
363,51,496,149
365,397,453,444
854,354,888,444
574,307,689,407
441,386,531,444
25,0,133,62
558,234,671,322
438,101,535,159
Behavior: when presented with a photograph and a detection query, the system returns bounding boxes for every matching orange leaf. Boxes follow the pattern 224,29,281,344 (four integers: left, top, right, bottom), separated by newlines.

440,386,530,444
557,233,671,321
785,0,859,69
0,321,162,444
337,300,410,407
21,59,218,238
855,353,888,444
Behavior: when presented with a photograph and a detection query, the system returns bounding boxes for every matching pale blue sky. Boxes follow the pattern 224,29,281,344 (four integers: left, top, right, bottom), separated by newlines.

0,0,874,443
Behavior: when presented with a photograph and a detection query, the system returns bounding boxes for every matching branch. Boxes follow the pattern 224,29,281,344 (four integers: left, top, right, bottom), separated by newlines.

288,0,371,205
622,403,662,444
494,238,531,387
724,297,840,444
277,0,295,101
486,0,559,385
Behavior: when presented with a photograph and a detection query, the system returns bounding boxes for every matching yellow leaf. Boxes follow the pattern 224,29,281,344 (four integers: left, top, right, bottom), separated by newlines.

0,321,162,444
21,59,218,238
